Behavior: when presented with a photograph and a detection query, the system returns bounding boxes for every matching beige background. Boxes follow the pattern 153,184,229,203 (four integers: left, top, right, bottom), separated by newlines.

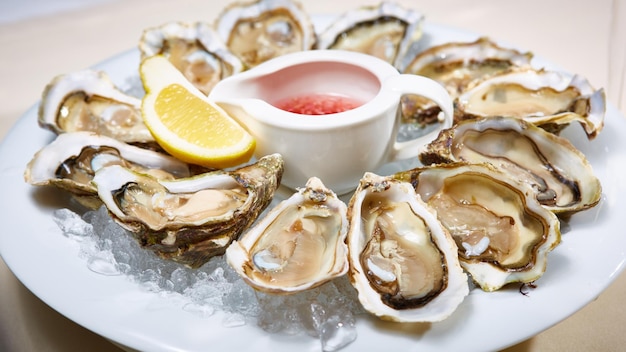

1,0,624,351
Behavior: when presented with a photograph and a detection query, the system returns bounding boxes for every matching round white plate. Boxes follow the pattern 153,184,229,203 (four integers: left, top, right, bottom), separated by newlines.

1,22,625,352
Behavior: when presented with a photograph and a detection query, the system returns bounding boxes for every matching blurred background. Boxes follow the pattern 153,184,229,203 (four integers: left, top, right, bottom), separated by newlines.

0,0,618,140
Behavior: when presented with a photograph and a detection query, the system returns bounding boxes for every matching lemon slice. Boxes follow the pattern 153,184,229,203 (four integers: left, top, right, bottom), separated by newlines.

140,55,255,169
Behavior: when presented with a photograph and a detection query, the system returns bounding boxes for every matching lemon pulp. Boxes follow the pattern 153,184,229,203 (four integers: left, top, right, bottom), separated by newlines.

140,55,255,169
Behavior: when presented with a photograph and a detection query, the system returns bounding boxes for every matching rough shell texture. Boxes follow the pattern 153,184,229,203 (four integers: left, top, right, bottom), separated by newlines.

226,177,348,294
139,21,244,95
92,154,284,268
215,0,316,68
455,68,606,139
419,116,602,215
38,70,154,144
393,162,561,291
316,1,424,71
404,37,534,94
24,132,194,209
346,172,468,322
400,37,534,125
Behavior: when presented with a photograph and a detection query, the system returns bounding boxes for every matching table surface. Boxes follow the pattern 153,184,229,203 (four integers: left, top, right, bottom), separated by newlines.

1,0,624,351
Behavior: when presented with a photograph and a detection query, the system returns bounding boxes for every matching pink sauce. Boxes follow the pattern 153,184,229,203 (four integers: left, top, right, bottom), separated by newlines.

274,93,364,115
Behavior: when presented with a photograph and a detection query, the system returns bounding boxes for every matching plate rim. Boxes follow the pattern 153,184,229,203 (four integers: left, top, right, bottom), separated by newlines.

1,20,625,352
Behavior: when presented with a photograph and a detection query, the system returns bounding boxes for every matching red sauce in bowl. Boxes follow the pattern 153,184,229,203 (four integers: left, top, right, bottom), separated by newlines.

274,93,364,115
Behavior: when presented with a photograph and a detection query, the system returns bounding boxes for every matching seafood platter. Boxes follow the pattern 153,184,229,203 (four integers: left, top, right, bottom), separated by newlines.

1,0,624,351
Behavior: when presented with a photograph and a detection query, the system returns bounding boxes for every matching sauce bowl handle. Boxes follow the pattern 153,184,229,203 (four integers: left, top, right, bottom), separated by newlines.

386,74,454,161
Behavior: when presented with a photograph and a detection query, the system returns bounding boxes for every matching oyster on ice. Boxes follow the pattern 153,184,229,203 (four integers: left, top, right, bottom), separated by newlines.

455,68,606,139
419,116,602,215
394,163,561,291
226,177,348,294
24,132,195,209
92,154,284,268
139,21,244,95
38,70,155,145
215,0,316,68
346,172,468,322
401,37,533,124
316,2,424,71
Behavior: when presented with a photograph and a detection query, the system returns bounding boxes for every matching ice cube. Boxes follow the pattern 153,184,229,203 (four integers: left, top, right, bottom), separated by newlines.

86,251,120,276
53,208,93,237
222,312,247,328
319,314,357,352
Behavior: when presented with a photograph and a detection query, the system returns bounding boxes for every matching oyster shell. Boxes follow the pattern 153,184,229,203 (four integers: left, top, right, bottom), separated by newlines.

419,116,602,215
316,2,424,71
394,163,561,292
215,0,316,68
401,37,533,125
226,177,348,294
404,37,533,94
455,68,606,139
24,132,194,209
346,172,468,322
139,21,244,95
92,154,284,268
38,70,154,145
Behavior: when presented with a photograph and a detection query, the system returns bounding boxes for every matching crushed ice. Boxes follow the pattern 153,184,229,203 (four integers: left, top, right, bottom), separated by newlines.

52,207,361,351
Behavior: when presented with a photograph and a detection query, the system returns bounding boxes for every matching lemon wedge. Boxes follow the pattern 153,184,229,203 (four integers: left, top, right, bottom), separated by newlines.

140,55,255,169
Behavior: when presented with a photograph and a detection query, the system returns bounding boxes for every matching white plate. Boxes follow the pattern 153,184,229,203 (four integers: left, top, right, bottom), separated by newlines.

1,22,625,352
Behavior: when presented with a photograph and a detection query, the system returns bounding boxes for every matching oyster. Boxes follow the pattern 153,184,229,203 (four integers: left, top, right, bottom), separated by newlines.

215,0,316,68
404,37,533,94
316,2,424,71
38,70,154,145
24,132,194,209
401,37,533,124
455,68,606,139
226,177,348,294
346,172,468,322
394,163,561,291
92,154,284,268
139,21,244,95
419,116,602,215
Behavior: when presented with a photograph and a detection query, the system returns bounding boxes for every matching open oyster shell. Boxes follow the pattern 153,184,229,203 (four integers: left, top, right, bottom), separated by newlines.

419,116,602,215
455,68,606,139
393,163,562,292
215,0,316,68
226,177,348,294
346,172,468,322
92,154,284,268
139,21,244,95
316,2,424,71
404,37,534,94
24,132,194,209
38,70,154,145
401,37,533,125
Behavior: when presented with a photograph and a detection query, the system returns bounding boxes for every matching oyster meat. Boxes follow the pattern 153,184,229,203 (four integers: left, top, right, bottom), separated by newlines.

316,2,424,71
394,163,561,291
346,172,468,322
455,68,606,139
404,37,533,95
419,116,602,215
215,0,316,68
38,70,154,145
92,154,284,268
139,21,244,95
226,177,348,294
24,132,195,209
401,37,533,124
